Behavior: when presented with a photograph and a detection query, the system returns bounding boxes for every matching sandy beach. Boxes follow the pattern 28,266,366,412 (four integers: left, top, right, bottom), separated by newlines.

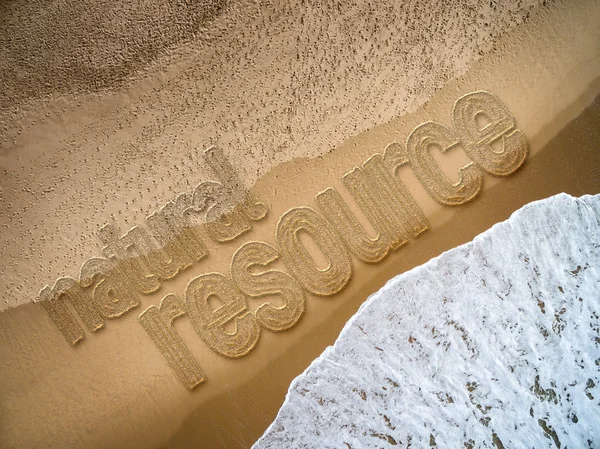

1,0,600,447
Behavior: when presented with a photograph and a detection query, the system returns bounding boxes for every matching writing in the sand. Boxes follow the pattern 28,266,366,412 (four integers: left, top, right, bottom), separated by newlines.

39,91,528,390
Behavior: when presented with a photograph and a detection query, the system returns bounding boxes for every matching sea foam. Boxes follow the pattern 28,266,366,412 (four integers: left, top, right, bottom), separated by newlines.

254,193,600,448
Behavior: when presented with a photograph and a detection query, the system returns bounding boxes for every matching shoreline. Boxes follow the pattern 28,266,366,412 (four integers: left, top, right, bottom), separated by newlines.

1,0,600,448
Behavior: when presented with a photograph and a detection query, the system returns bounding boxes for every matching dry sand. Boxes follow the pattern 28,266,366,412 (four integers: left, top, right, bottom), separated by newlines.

1,0,546,309
1,0,600,448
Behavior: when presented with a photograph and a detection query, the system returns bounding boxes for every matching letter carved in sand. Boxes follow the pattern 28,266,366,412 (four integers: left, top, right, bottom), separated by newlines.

38,91,529,390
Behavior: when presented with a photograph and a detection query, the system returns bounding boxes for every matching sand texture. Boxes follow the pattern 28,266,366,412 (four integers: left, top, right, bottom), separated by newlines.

1,0,549,311
1,0,600,448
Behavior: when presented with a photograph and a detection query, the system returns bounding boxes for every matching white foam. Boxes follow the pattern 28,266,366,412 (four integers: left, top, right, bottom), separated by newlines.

254,193,600,448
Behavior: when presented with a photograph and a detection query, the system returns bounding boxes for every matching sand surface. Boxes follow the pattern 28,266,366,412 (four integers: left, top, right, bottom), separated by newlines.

1,0,600,448
1,0,547,310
